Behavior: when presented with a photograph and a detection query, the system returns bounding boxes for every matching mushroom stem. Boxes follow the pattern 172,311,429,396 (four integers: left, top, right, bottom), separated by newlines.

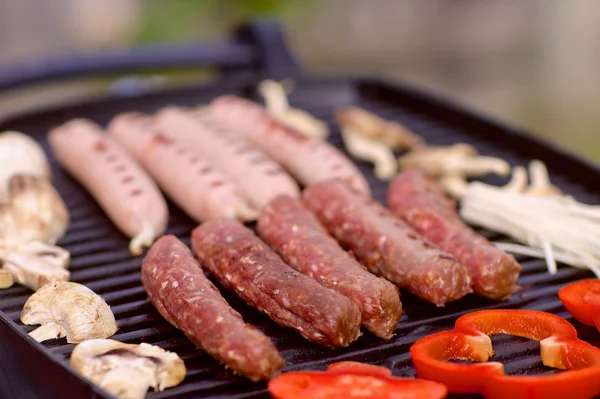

341,127,397,181
100,367,154,399
503,166,528,192
128,222,156,256
0,270,13,289
29,322,62,342
439,174,470,199
451,157,511,177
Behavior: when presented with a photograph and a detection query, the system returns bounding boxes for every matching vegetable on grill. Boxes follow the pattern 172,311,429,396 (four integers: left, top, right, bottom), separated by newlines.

410,309,600,399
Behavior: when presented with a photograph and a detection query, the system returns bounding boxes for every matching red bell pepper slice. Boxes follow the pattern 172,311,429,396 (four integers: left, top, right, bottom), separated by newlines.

410,309,600,399
559,279,600,331
268,361,447,399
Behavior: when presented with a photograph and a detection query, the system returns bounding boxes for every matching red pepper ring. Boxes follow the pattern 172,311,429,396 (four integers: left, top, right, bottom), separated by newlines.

268,361,448,399
558,279,600,331
410,309,600,399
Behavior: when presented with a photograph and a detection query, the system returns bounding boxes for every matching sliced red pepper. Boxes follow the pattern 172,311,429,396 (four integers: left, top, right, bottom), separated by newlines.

559,279,600,330
268,361,447,399
410,309,600,399
326,361,393,378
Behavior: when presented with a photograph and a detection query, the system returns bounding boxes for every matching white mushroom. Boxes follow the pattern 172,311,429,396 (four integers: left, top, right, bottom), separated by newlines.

0,131,51,197
335,106,425,150
70,339,186,399
7,174,69,245
258,79,330,140
398,143,510,178
20,282,116,343
1,249,70,291
341,126,398,180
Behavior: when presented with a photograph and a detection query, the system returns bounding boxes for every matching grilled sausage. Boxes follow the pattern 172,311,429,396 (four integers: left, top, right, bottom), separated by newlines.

302,180,473,307
206,95,371,195
48,119,168,255
107,112,256,223
154,107,300,210
191,219,363,348
388,169,521,300
257,195,403,339
142,235,284,381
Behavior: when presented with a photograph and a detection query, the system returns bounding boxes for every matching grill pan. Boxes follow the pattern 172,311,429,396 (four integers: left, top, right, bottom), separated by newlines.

0,20,599,399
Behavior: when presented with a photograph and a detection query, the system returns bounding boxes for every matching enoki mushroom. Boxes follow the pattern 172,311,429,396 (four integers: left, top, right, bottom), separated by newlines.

460,161,599,276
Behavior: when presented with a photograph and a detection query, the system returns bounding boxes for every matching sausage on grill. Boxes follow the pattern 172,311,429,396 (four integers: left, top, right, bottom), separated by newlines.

387,169,521,300
48,119,168,255
257,195,403,339
107,112,256,222
154,107,300,210
205,95,371,195
191,219,363,348
302,179,473,307
141,235,284,381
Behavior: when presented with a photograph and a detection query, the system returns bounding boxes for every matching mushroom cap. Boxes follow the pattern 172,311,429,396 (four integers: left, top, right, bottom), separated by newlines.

71,338,186,399
0,131,51,197
20,281,116,343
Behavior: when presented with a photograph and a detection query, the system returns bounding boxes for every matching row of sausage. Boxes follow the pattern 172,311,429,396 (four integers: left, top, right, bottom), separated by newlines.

48,95,369,255
140,170,522,381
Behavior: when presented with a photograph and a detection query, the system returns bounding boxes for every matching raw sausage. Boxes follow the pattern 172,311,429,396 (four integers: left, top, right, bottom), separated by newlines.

302,180,473,307
107,112,256,222
154,107,300,210
191,219,363,348
48,119,168,255
142,235,284,381
205,95,371,195
257,195,403,339
387,169,521,300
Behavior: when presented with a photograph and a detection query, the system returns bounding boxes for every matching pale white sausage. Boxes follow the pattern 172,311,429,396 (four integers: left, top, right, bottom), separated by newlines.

48,119,169,255
206,95,371,195
154,107,300,210
107,113,256,223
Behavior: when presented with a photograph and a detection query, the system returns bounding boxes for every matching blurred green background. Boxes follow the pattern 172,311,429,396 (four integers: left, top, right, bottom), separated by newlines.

1,0,599,162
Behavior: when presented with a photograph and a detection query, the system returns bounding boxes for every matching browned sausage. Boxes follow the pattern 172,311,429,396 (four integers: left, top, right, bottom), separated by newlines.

257,195,403,339
387,169,521,300
191,219,362,348
302,179,473,306
141,235,284,381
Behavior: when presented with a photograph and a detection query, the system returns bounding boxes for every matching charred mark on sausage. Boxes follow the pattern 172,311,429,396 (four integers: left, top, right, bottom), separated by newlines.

93,140,107,152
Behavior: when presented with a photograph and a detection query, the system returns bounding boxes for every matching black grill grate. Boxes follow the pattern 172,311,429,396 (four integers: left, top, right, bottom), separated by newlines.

0,76,599,399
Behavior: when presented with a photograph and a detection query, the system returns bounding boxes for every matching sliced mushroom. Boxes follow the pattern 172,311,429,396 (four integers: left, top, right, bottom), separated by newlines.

8,174,69,245
70,339,186,399
335,106,425,150
0,131,51,197
1,250,69,291
258,79,330,140
20,282,116,343
398,143,510,178
341,126,398,180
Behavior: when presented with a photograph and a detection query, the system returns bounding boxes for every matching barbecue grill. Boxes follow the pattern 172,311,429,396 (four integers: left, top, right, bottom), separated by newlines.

0,19,598,399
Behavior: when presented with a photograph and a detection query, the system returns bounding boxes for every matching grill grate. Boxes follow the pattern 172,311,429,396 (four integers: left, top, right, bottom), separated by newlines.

1,76,599,399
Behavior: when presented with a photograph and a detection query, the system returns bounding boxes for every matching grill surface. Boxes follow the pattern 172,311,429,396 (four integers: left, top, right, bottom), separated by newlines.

1,76,599,399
